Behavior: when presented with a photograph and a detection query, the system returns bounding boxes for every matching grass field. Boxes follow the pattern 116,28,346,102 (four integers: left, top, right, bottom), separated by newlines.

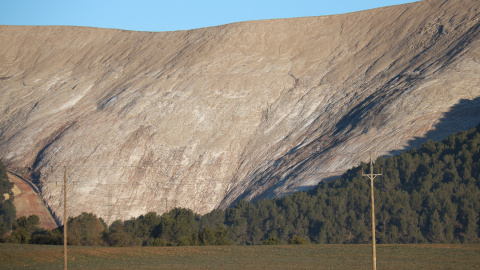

0,243,479,269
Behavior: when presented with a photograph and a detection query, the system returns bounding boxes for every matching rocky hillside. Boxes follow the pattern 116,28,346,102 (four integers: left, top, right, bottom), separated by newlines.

1,0,479,224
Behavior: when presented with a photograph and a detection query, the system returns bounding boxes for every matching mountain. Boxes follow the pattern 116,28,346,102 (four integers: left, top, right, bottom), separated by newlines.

1,0,479,224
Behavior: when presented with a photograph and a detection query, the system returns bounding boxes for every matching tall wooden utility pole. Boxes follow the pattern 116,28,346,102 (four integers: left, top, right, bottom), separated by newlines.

362,152,381,270
63,166,68,270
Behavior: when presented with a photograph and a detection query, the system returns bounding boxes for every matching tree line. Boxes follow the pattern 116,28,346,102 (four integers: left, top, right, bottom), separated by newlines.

1,123,479,245
0,161,16,238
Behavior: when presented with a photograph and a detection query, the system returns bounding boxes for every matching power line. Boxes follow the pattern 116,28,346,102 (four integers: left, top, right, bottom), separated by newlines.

34,150,393,168
34,149,395,219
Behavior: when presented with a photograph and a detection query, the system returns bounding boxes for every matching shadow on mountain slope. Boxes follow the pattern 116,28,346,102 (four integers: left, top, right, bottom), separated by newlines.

224,96,480,209
391,96,480,155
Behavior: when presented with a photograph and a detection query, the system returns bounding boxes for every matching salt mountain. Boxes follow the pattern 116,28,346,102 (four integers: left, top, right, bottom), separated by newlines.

1,0,479,224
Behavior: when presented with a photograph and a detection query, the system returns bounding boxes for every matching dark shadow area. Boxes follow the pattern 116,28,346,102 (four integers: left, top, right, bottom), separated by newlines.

223,96,480,209
393,97,480,154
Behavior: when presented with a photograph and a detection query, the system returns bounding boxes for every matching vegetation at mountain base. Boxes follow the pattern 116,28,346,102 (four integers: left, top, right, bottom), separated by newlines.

0,160,16,240
1,123,480,246
217,122,480,245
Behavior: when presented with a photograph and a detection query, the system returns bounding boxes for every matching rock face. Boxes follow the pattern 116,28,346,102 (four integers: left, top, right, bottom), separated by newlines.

1,0,479,224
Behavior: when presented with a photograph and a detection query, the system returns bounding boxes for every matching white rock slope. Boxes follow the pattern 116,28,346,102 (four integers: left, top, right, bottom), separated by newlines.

0,0,479,223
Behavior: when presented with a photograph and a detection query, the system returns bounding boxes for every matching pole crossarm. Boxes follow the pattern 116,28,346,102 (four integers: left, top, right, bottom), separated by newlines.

362,172,382,178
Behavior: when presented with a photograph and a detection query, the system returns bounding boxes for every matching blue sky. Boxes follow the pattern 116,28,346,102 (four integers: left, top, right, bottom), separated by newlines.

1,0,419,32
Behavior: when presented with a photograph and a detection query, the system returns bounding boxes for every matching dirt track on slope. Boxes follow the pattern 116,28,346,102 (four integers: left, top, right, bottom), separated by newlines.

7,172,58,230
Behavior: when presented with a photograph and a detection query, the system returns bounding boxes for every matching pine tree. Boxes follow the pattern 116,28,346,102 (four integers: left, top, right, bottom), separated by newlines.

463,210,479,243
428,210,445,243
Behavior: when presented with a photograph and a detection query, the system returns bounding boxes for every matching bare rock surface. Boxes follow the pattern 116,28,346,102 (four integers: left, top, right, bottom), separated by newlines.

1,0,479,224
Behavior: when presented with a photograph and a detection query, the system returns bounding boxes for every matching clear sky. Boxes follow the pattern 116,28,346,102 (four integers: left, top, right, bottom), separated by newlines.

0,0,420,32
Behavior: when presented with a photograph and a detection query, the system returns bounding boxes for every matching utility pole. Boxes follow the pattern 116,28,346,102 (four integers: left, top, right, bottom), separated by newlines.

63,166,68,270
362,152,381,270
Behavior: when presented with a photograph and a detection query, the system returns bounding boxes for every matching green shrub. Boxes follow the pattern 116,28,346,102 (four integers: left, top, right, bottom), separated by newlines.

262,237,281,245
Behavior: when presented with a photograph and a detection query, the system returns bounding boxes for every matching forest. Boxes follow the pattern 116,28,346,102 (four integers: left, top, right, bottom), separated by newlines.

0,160,16,238
1,123,479,246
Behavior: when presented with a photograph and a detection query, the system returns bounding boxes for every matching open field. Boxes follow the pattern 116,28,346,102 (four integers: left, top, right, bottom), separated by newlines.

0,244,479,269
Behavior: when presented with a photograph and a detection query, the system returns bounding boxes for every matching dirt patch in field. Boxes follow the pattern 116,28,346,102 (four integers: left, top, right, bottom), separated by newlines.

7,172,58,230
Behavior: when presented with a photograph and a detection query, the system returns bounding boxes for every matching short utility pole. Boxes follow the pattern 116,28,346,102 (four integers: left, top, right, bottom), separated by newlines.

362,152,382,270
